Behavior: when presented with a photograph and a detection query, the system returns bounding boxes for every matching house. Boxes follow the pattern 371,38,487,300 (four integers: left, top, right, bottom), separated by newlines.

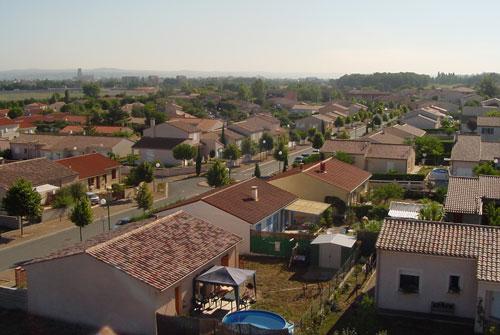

269,158,371,205
402,106,446,129
56,153,121,192
289,103,324,115
59,125,133,136
477,116,500,142
24,211,241,335
215,127,244,149
0,158,78,200
368,124,426,145
295,114,336,132
164,102,196,119
346,89,390,101
388,201,424,219
200,132,224,159
376,218,500,333
320,139,416,174
143,119,201,143
319,102,350,118
461,106,497,133
0,117,20,140
9,134,134,160
23,102,48,116
450,135,500,176
132,137,196,165
161,177,298,254
444,175,500,224
481,98,500,108
48,102,66,112
228,114,283,143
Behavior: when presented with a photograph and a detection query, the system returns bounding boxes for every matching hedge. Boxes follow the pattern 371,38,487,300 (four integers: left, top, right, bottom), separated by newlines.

371,173,425,181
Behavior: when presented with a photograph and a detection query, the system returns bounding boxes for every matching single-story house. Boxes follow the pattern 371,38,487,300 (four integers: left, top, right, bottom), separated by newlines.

24,211,241,335
376,218,500,333
143,119,201,143
295,114,336,132
289,103,324,115
402,106,446,129
321,139,416,174
60,125,133,136
477,116,500,142
228,114,283,143
268,157,372,206
482,98,500,108
461,106,497,133
0,158,78,201
9,134,134,160
444,175,500,224
450,135,500,176
132,137,197,166
311,233,357,269
0,117,20,140
160,177,298,254
369,124,426,145
56,153,121,192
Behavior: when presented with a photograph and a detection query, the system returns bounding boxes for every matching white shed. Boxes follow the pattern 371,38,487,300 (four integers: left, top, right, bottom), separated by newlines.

311,233,356,269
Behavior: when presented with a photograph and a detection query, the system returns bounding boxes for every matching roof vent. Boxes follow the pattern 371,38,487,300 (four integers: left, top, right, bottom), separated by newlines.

251,186,259,201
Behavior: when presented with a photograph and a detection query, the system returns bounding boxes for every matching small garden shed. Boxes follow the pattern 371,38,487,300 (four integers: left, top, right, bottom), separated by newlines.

311,233,356,269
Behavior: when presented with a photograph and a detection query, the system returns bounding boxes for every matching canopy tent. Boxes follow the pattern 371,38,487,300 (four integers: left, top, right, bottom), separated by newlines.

194,266,256,311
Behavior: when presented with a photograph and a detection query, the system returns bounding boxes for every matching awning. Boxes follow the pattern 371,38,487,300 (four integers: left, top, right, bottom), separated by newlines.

388,201,423,219
195,266,255,286
285,199,330,215
311,233,356,248
34,184,60,194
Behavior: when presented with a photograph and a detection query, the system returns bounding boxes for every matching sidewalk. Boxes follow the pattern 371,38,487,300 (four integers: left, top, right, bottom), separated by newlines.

0,196,166,250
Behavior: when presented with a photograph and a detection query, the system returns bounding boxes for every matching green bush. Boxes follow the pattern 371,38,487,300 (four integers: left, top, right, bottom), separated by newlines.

371,173,425,181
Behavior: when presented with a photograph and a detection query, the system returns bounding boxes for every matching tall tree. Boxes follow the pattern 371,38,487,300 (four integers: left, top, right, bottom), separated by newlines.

195,149,202,176
64,89,70,103
241,137,257,157
223,143,242,167
259,132,274,152
334,116,344,131
127,162,154,186
370,183,404,205
206,160,230,187
70,198,93,241
478,75,499,98
135,183,153,214
82,83,101,99
2,179,41,236
254,163,261,178
418,200,444,221
311,132,325,149
251,79,266,105
237,84,251,101
220,124,227,146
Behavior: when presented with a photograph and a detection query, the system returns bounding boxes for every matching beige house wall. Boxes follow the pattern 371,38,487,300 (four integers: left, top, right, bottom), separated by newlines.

161,201,251,254
376,250,478,319
144,123,189,139
26,245,239,335
366,158,408,174
450,160,476,177
269,173,351,204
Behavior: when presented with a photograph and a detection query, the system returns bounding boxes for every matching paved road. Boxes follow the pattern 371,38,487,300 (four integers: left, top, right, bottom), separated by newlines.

0,146,312,271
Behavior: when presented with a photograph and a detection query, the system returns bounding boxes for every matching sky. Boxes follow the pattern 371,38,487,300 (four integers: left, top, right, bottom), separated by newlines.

1,0,500,76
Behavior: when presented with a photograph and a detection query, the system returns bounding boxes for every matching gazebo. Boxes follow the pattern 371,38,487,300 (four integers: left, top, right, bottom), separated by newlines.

194,266,256,311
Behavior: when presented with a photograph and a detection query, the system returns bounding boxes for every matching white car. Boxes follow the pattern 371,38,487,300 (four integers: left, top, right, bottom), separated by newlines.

86,192,100,205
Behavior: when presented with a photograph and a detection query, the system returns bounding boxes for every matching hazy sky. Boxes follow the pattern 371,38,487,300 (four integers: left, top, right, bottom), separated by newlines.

1,0,499,75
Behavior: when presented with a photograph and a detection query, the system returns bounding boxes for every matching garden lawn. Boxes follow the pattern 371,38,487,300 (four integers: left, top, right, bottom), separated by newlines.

240,255,324,325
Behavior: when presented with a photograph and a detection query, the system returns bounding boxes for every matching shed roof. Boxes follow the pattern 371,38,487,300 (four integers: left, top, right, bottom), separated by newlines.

311,234,356,248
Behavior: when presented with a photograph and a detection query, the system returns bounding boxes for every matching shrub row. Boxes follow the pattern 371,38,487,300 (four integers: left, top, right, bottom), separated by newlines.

371,173,425,181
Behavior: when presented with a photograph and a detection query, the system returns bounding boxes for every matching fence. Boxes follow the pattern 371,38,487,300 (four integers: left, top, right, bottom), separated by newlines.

295,247,363,334
156,314,289,335
0,286,27,310
250,230,313,259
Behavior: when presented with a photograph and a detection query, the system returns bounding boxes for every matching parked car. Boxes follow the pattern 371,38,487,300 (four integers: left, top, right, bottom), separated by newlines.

312,148,320,153
301,153,310,158
86,192,100,205
294,156,304,163
115,217,132,226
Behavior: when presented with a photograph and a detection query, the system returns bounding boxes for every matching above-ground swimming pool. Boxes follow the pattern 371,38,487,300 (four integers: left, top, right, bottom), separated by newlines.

222,310,294,334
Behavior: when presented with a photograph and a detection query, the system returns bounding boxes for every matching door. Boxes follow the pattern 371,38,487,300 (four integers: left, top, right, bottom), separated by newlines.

491,291,500,319
175,286,182,315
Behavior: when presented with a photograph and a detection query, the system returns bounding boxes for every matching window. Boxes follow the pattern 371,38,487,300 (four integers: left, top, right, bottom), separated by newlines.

255,223,262,232
448,275,460,293
111,169,117,179
482,128,494,135
399,274,419,294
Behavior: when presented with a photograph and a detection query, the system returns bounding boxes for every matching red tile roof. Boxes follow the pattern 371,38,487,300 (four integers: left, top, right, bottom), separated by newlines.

303,158,372,192
60,125,132,135
377,218,500,283
0,117,17,126
202,178,297,224
56,153,120,179
26,211,242,291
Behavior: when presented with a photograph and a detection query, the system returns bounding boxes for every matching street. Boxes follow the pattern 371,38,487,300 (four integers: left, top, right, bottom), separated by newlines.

0,146,312,271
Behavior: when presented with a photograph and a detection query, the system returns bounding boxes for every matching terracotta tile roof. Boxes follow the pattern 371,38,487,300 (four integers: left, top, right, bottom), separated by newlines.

167,119,200,133
0,157,78,190
202,178,297,224
477,116,500,127
0,117,17,126
26,211,241,291
229,114,281,135
56,153,120,179
321,139,413,160
392,124,427,137
377,218,500,283
60,125,132,135
303,158,372,192
368,131,406,145
132,137,188,150
169,118,223,132
11,134,132,151
451,135,500,162
445,175,500,215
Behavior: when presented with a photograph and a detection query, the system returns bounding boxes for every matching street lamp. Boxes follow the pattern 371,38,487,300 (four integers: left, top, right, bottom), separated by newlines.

261,140,266,161
278,150,283,172
100,198,111,231
226,167,231,179
422,152,427,166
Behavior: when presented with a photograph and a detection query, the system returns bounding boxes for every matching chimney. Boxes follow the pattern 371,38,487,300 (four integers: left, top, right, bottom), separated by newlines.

320,161,326,173
251,186,259,201
150,118,156,138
